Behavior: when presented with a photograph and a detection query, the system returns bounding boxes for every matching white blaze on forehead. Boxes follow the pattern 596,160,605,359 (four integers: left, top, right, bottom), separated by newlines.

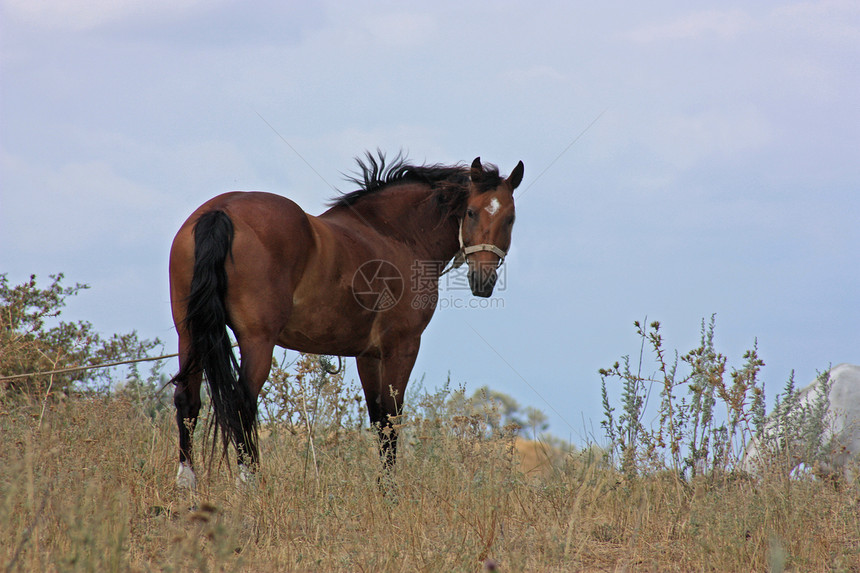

485,197,501,216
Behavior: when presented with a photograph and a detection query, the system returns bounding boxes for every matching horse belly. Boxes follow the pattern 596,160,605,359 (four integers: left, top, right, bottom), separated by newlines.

276,290,375,356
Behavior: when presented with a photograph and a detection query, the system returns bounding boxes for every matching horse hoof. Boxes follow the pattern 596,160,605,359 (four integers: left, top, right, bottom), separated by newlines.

236,464,257,489
176,462,197,490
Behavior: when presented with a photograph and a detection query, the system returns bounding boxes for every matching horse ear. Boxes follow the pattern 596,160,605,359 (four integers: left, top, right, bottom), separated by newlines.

507,161,524,190
470,157,483,182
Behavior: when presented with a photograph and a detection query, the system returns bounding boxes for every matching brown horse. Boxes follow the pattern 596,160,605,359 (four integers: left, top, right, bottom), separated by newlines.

169,153,523,488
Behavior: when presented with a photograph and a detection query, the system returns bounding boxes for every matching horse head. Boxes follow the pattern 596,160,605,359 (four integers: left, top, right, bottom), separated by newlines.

459,157,523,297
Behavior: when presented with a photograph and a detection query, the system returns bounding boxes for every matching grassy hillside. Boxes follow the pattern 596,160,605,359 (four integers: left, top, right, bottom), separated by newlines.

2,393,857,572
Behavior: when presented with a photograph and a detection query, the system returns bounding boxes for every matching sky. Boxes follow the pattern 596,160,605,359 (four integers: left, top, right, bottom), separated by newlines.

1,1,858,445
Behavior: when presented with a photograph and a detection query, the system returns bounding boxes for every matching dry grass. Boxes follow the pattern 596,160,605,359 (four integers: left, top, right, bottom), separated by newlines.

1,395,858,572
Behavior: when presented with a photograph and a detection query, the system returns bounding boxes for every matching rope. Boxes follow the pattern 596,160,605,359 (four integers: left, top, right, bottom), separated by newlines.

320,355,344,376
0,352,179,383
0,347,347,383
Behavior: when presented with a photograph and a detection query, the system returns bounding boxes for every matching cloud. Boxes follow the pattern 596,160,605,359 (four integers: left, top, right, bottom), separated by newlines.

653,107,773,169
361,12,437,48
0,152,174,254
771,0,860,43
2,0,210,31
585,105,774,189
628,9,754,43
502,65,566,84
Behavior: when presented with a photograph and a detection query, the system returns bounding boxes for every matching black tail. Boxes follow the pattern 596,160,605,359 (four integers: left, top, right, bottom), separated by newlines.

174,210,258,463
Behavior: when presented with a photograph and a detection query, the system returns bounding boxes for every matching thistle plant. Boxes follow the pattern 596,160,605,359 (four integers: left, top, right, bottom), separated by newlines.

601,316,766,479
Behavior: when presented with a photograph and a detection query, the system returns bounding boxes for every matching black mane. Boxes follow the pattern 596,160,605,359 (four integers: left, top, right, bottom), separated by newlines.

329,151,502,211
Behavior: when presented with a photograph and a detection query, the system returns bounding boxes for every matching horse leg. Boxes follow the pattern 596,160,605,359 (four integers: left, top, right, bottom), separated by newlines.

234,334,276,481
356,337,421,470
356,356,389,463
173,341,202,489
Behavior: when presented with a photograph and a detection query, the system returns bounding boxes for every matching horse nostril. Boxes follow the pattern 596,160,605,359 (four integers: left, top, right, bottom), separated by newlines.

468,267,497,297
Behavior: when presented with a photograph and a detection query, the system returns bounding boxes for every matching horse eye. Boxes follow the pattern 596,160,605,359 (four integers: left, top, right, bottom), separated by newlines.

508,215,515,226
466,208,476,219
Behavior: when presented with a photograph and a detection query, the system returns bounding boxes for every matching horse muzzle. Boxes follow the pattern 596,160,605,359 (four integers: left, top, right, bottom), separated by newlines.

468,263,498,298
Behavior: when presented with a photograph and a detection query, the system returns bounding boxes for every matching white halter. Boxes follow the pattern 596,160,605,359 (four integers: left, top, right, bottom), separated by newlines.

440,218,507,275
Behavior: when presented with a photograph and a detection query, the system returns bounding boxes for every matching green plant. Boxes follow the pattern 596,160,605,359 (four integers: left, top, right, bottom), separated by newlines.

0,273,165,402
258,351,365,437
748,369,834,477
601,317,766,478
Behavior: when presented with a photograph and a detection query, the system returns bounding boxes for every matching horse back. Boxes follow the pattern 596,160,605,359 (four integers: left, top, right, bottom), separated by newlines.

169,190,435,357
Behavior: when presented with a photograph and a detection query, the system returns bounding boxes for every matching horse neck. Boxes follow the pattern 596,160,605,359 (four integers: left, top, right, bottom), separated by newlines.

351,184,462,262
414,207,461,264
